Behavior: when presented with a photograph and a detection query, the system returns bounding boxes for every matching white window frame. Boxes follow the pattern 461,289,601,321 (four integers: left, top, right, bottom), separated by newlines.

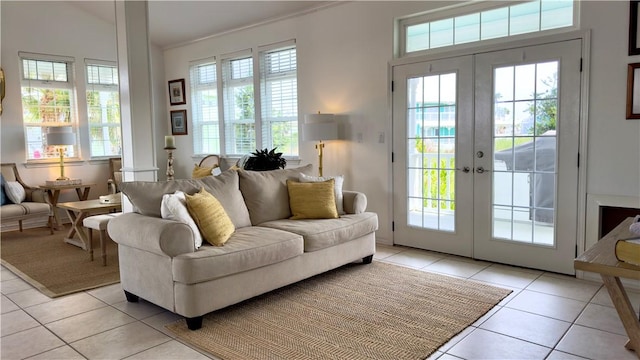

190,42,299,158
189,57,220,156
85,59,121,158
397,0,579,58
221,51,256,156
259,41,298,157
19,52,79,162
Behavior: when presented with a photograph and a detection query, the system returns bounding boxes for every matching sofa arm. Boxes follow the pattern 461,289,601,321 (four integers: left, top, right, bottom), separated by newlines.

107,213,196,257
343,190,367,214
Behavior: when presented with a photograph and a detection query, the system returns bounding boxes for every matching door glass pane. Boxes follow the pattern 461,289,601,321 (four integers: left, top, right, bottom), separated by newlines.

406,73,457,231
492,61,558,245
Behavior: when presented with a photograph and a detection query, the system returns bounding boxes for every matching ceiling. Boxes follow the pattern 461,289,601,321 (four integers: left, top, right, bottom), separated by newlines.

68,1,333,49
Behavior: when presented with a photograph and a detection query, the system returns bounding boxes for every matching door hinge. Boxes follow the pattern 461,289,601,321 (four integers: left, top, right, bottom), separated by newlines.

391,152,394,163
580,58,583,72
577,153,580,167
391,81,394,92
575,244,578,257
392,221,395,231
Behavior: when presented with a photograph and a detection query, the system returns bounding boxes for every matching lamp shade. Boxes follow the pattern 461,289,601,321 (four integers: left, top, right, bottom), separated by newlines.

46,127,76,146
303,113,338,141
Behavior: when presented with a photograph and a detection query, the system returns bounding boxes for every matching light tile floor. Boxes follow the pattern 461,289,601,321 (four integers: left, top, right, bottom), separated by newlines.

1,243,639,360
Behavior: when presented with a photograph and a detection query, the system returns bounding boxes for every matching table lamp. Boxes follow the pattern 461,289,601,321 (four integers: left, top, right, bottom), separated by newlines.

303,112,338,177
46,127,76,180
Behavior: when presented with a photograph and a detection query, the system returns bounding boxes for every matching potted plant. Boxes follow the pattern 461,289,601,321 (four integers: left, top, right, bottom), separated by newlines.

243,147,287,171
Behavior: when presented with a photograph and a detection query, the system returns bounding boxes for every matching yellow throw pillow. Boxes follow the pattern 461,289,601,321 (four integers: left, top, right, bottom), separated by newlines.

287,179,339,220
192,164,219,179
185,188,235,246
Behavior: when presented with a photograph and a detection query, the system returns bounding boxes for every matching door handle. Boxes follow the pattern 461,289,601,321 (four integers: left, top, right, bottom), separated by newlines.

475,166,490,173
456,166,471,173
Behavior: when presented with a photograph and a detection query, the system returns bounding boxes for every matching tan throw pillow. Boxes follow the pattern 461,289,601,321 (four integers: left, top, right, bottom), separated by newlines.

192,164,219,179
238,164,314,225
185,188,235,246
287,179,339,220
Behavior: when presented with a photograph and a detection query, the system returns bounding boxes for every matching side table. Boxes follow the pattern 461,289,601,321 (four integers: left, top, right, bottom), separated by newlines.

57,200,121,260
40,183,95,229
575,217,640,357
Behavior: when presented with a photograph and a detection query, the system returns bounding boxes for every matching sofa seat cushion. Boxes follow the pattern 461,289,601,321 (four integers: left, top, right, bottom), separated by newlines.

1,202,51,220
172,226,303,284
259,212,378,252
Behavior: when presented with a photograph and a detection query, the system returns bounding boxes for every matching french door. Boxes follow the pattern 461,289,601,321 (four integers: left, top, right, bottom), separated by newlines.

392,40,582,274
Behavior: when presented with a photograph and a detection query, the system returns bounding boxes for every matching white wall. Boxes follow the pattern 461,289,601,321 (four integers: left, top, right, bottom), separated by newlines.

2,1,638,242
0,1,166,209
163,1,640,244
581,1,640,196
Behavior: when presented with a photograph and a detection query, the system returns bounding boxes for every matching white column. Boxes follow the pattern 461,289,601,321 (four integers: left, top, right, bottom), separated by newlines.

115,0,158,189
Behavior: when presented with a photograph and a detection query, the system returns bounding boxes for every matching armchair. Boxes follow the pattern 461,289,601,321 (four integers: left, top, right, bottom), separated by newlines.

0,163,54,233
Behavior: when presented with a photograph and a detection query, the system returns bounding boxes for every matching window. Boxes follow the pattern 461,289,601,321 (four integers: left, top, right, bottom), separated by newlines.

20,53,77,160
190,60,220,155
222,56,255,155
86,60,121,157
401,0,575,56
260,46,298,156
190,42,298,157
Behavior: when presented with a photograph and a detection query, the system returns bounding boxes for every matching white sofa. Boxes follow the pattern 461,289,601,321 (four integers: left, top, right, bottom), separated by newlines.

108,165,378,330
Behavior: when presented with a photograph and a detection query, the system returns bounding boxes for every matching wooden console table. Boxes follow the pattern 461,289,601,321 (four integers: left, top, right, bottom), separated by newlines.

575,217,640,357
40,183,95,228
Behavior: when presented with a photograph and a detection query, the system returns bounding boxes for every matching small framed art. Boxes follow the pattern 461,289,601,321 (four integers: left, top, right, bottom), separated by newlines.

168,79,186,106
170,110,188,135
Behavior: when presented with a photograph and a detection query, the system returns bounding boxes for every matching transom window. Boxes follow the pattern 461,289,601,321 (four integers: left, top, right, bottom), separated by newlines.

400,0,575,56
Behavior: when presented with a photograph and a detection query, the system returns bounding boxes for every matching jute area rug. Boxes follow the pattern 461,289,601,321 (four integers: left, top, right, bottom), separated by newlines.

167,261,511,360
1,226,119,298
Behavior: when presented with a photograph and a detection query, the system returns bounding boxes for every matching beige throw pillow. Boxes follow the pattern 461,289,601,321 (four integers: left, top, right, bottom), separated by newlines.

238,164,314,225
287,179,339,220
160,191,203,248
185,188,235,246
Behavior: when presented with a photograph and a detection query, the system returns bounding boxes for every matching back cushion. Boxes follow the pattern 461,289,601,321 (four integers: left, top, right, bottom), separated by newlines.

120,170,251,228
238,164,313,225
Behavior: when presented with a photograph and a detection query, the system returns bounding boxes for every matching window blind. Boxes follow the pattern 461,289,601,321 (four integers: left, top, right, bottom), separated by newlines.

190,60,220,155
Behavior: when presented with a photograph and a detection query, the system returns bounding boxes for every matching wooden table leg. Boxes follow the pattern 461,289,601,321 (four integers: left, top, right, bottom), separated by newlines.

76,186,91,201
46,189,63,229
601,275,640,357
63,209,91,253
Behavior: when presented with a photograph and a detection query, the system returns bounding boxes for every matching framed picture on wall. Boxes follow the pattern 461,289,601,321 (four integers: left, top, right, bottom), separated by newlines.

630,1,640,55
168,79,186,106
626,63,640,119
171,110,188,135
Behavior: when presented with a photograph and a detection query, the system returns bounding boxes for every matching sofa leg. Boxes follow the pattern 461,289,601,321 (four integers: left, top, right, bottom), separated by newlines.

124,290,139,303
362,255,373,264
186,316,203,330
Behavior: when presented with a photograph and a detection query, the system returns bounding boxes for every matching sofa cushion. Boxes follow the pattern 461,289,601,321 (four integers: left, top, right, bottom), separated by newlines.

259,212,379,252
161,191,203,249
238,164,313,225
0,202,51,219
172,226,303,284
120,170,251,228
186,188,235,246
287,179,338,220
4,181,26,204
299,173,345,215
192,164,219,179
1,174,11,205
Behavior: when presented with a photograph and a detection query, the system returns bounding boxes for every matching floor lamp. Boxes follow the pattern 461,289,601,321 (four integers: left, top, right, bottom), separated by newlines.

303,113,338,177
46,127,76,180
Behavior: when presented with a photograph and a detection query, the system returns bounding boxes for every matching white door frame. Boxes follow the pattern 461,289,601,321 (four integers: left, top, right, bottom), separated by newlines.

388,30,591,274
